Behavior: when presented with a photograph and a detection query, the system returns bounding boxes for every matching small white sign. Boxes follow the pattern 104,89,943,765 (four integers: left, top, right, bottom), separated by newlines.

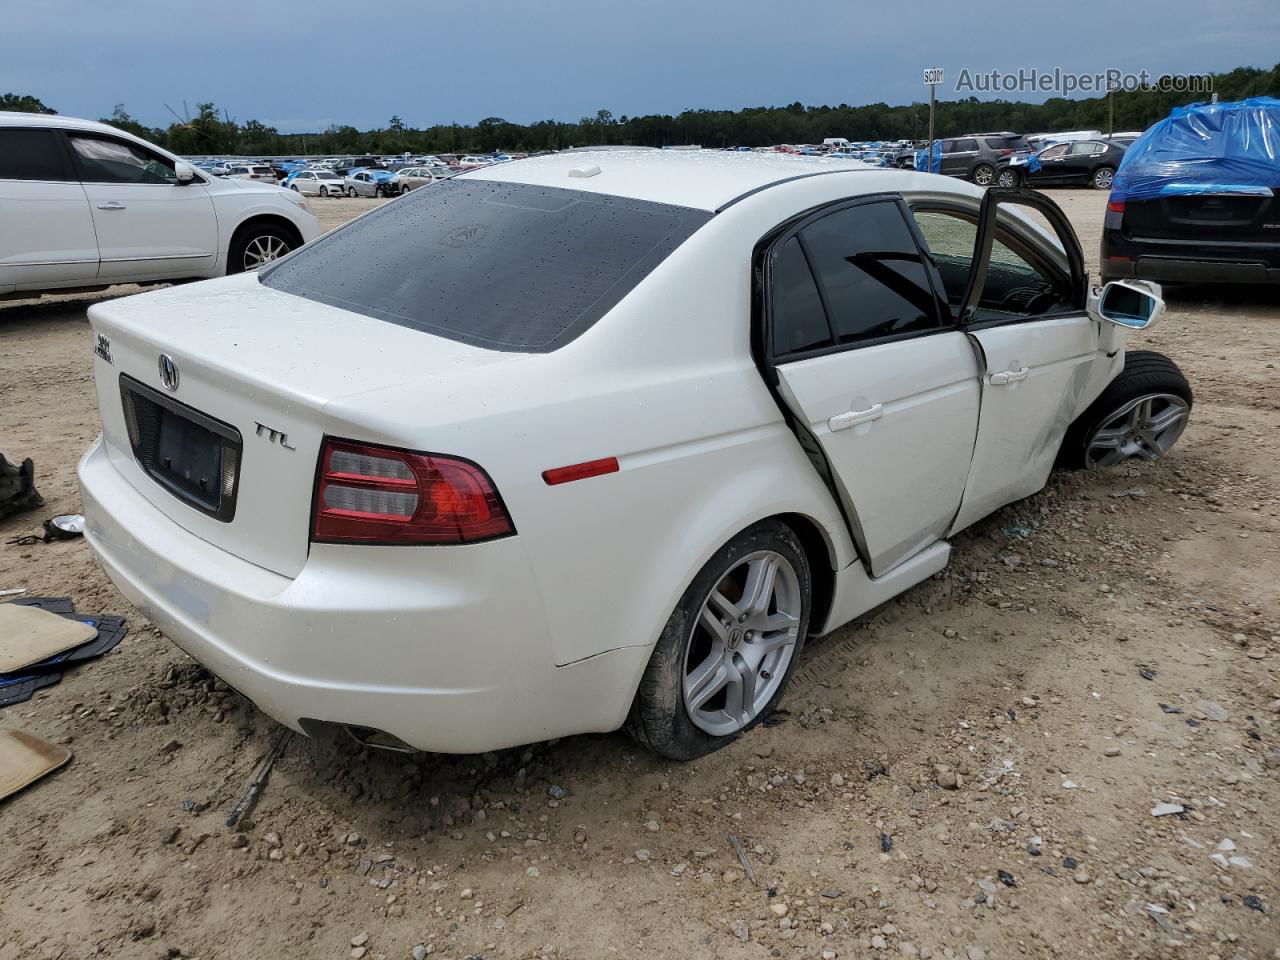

923,67,944,86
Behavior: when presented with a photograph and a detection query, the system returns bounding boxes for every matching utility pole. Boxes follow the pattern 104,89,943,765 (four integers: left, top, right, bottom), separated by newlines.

923,67,943,172
1108,88,1114,140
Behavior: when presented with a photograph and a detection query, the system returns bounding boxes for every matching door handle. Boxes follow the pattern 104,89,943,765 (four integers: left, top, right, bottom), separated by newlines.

828,403,883,432
989,367,1030,385
96,201,126,210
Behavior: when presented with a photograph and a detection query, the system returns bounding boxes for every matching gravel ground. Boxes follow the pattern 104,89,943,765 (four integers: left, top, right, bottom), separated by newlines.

0,190,1277,960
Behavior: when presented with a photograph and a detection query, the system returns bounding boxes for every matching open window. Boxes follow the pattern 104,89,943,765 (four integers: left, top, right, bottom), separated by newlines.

910,187,1086,326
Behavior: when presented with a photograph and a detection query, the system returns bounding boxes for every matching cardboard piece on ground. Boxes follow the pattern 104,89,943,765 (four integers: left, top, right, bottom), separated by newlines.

0,604,98,672
0,728,71,801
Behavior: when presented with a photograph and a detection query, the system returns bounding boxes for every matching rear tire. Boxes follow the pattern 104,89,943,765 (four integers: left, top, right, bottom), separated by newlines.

971,163,996,186
626,520,811,760
1092,166,1116,190
1058,351,1192,469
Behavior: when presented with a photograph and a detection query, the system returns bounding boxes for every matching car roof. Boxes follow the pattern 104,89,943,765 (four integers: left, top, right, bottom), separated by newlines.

461,149,875,211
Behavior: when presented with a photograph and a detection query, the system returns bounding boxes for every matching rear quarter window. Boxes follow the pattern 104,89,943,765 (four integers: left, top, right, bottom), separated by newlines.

259,179,710,352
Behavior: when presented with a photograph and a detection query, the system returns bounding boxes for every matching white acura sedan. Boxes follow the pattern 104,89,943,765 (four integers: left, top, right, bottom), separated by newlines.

79,151,1191,758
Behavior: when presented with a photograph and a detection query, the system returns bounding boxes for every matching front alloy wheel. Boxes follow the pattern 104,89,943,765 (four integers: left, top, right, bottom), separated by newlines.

996,168,1019,187
241,233,291,271
1084,393,1189,468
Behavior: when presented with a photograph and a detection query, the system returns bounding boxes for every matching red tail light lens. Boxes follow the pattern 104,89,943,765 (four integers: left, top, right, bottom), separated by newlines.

999,148,1013,156
1107,200,1126,213
312,438,514,544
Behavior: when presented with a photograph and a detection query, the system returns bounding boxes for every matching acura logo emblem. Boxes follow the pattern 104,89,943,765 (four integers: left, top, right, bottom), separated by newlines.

158,354,180,392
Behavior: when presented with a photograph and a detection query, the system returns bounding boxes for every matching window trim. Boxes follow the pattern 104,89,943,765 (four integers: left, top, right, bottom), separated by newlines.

905,194,1085,331
64,130,181,186
0,126,79,184
759,193,956,366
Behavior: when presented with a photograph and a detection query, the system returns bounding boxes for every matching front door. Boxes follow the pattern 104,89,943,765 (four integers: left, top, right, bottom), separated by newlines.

0,127,98,288
65,132,217,280
909,189,1100,534
765,197,982,575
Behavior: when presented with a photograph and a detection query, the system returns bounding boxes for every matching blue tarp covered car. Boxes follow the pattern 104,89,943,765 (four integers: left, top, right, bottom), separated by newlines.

1101,97,1280,286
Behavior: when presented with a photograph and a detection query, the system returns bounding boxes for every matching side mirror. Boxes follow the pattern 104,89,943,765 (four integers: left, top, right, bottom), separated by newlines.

174,161,197,184
1091,279,1165,331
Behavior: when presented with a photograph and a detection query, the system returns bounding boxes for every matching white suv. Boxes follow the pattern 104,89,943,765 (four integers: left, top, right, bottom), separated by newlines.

0,113,320,297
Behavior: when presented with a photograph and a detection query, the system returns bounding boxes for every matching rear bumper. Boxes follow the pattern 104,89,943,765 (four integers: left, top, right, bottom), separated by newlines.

1101,224,1280,285
78,437,648,753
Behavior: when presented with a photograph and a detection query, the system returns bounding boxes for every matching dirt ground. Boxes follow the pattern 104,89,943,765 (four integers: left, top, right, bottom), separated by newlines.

1,191,1277,960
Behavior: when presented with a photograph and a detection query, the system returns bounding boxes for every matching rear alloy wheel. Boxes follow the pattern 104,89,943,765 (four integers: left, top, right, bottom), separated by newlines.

1059,351,1192,469
228,224,294,274
1092,166,1116,190
996,168,1020,188
972,163,996,186
627,520,811,759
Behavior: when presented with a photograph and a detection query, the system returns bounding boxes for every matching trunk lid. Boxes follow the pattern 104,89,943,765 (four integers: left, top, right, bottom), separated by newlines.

87,273,520,578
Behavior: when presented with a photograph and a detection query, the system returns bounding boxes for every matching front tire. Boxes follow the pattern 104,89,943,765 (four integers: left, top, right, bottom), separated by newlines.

626,520,811,760
319,186,329,198
1092,166,1116,190
227,222,295,274
290,184,300,192
996,167,1020,187
1059,351,1192,469
972,163,996,186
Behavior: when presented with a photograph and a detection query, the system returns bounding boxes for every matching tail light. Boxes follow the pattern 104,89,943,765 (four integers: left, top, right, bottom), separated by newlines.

998,148,1013,156
1107,199,1126,213
312,438,514,545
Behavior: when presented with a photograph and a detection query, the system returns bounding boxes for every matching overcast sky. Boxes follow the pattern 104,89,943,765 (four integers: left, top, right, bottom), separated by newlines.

5,0,1277,132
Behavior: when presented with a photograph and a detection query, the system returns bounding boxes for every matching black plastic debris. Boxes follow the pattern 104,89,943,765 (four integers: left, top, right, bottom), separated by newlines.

1063,856,1078,870
863,760,888,780
1138,666,1158,681
880,833,893,853
1159,703,1183,714
1243,895,1268,914
998,869,1016,887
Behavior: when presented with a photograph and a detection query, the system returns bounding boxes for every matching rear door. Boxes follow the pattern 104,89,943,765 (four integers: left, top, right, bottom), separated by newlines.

764,197,982,575
66,131,218,280
0,127,98,287
910,189,1100,533
1060,141,1104,184
942,138,979,177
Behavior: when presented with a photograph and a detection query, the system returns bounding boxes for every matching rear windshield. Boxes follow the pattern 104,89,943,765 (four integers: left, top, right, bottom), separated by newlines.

260,178,711,352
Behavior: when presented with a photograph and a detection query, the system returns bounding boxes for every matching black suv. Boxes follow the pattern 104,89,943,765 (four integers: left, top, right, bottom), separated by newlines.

935,132,1032,185
1101,190,1280,285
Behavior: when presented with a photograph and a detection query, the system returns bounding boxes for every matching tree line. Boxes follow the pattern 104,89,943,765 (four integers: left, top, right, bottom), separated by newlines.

4,63,1277,157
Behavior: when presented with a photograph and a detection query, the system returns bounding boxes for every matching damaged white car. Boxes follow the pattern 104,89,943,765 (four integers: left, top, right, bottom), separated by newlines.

79,151,1191,758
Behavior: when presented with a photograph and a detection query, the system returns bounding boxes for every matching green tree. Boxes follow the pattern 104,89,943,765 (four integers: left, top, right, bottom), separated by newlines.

1,93,55,114
100,104,152,139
